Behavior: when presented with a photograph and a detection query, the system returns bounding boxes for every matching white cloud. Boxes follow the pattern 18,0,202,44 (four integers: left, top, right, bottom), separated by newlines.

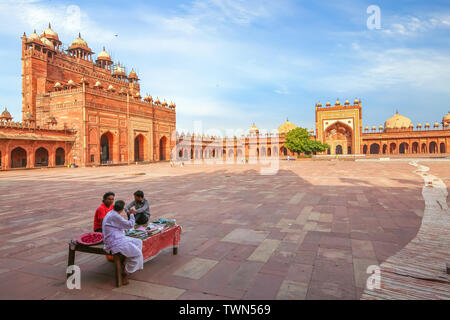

189,0,278,25
383,15,450,36
0,0,116,44
308,47,450,94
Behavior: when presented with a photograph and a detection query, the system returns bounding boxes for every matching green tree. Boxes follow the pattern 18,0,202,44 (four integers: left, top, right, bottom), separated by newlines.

284,127,330,155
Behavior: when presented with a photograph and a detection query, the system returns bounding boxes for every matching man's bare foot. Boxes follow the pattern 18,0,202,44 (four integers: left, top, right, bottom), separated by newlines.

122,274,129,285
121,267,130,286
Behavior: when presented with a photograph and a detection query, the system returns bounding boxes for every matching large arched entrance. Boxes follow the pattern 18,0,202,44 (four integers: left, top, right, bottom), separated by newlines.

440,143,446,154
100,132,113,164
35,147,49,167
11,147,27,168
324,122,353,155
160,136,167,161
55,147,65,166
335,145,343,154
134,134,145,162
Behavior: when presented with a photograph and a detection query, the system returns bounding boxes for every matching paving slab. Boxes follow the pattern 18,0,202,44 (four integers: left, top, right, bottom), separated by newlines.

0,160,442,300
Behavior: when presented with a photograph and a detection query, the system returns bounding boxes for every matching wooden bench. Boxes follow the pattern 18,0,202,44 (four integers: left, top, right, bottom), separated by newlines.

67,225,181,287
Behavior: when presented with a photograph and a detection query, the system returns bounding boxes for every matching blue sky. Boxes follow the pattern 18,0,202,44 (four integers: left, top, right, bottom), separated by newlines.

0,0,449,136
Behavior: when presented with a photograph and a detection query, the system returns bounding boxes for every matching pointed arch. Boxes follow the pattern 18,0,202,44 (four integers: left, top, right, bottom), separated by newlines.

11,147,27,168
100,131,114,163
159,136,168,160
35,147,49,167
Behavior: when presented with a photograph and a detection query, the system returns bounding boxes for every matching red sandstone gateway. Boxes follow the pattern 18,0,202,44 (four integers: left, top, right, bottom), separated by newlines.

0,24,176,171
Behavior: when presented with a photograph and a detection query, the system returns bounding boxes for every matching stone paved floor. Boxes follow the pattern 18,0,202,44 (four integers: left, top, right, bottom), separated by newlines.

0,160,445,300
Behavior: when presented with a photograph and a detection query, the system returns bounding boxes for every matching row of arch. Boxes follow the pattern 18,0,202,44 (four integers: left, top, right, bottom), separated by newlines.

177,147,245,160
176,146,287,160
98,132,168,163
7,147,65,168
363,141,446,155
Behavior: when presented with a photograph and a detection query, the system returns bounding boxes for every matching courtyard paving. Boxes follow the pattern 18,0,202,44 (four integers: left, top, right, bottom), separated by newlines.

0,160,447,300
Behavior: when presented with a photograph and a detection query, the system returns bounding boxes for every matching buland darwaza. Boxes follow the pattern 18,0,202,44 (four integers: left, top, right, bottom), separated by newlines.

0,24,176,170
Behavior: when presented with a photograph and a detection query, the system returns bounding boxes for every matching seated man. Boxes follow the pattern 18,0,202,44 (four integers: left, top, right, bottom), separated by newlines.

93,192,115,232
102,200,143,285
124,190,150,225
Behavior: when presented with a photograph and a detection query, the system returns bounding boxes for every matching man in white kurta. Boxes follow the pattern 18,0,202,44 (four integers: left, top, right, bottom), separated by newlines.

102,200,143,281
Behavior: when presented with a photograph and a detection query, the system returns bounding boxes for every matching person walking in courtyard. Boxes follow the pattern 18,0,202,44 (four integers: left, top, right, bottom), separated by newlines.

93,192,115,232
125,190,150,225
102,200,143,285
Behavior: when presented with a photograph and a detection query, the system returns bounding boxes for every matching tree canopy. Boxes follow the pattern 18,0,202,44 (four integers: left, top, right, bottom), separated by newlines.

284,127,330,155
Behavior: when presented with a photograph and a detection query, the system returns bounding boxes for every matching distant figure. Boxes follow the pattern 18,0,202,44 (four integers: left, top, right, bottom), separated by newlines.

180,162,184,167
170,160,174,167
102,200,143,285
125,190,150,225
93,192,115,232
287,155,290,161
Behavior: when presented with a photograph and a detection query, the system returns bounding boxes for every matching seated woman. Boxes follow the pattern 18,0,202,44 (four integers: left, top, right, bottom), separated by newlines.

102,200,143,285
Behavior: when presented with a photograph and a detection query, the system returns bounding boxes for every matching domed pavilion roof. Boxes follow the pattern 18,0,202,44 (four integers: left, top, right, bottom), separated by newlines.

278,118,297,135
384,110,412,129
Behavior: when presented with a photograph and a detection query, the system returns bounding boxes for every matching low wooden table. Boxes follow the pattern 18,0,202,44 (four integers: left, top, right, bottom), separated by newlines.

67,225,181,287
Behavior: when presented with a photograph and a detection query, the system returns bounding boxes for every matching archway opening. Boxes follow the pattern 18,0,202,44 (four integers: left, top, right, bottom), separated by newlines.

160,136,167,161
399,142,408,154
55,147,65,166
389,143,397,154
134,134,145,162
336,145,343,154
35,147,49,167
429,142,437,154
440,142,446,154
382,144,387,154
100,132,113,164
370,144,380,154
412,142,419,154
421,143,427,153
11,147,27,168
363,145,368,154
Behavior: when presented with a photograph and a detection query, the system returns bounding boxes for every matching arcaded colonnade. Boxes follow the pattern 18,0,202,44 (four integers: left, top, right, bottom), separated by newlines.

0,140,71,170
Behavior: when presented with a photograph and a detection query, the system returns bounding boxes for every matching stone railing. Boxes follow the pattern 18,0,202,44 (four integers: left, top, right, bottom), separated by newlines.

0,120,74,133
